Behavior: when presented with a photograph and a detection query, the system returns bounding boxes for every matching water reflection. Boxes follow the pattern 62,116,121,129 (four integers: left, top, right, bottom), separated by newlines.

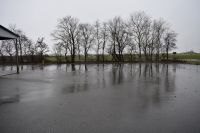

0,63,178,106
71,64,76,71
56,64,62,70
0,88,20,106
53,64,175,98
0,94,20,105
63,83,88,94
1,64,200,133
111,64,124,85
85,64,88,71
103,63,177,109
39,65,44,70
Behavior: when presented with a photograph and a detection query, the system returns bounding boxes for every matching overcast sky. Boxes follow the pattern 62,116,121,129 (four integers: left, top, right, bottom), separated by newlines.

1,0,200,52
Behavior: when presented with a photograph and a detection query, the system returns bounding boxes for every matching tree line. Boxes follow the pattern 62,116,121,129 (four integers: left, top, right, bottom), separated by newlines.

52,11,177,63
0,11,177,64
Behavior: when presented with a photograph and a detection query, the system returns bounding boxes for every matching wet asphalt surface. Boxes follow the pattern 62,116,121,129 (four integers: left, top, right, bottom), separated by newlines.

0,63,200,133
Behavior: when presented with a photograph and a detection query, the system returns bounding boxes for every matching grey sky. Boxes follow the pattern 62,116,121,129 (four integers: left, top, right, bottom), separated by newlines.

1,0,200,52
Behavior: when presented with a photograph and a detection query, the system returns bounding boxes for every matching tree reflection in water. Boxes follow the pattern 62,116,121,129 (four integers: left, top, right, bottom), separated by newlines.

106,63,177,109
0,63,177,109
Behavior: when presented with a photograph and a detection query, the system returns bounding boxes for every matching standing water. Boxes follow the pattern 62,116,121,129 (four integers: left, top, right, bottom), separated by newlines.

0,63,200,133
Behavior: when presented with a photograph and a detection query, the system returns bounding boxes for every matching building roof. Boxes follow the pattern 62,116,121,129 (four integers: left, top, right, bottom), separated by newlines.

0,25,19,40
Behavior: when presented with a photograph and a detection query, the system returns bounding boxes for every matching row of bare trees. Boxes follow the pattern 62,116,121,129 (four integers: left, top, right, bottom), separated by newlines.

0,11,177,64
0,25,49,63
52,11,177,63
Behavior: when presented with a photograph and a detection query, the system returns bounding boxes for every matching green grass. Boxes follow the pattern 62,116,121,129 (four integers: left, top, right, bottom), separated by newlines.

185,61,200,65
45,55,113,63
172,54,200,60
44,53,200,65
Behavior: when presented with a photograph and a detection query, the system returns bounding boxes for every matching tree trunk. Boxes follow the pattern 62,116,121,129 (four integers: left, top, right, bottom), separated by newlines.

65,53,68,63
102,48,105,62
84,49,87,62
19,39,23,63
71,44,75,63
15,39,19,74
138,42,141,59
96,49,99,63
166,48,169,61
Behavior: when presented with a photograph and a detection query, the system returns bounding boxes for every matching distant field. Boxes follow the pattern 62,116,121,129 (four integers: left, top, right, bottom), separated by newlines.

172,54,200,60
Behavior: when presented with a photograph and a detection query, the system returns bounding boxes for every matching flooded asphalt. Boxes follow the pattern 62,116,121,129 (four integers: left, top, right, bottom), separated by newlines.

0,63,200,133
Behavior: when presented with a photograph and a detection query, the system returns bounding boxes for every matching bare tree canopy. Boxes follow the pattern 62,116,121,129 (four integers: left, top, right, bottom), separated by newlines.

79,23,95,62
164,30,177,60
52,16,80,63
129,11,151,59
50,12,178,63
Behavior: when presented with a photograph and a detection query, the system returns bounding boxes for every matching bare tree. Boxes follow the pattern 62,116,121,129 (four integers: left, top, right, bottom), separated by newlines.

19,34,34,62
52,16,80,63
0,41,6,62
141,17,152,60
35,37,49,63
94,20,102,62
152,19,166,61
127,38,136,61
129,11,150,59
164,30,177,61
76,34,81,61
29,42,36,62
101,22,109,62
59,41,69,63
53,42,63,63
108,17,118,61
2,40,15,62
148,24,157,61
8,25,24,63
8,24,37,63
79,23,95,62
108,16,130,62
49,12,177,63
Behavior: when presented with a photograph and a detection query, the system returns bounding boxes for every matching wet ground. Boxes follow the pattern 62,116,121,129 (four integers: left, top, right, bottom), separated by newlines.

0,63,200,133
